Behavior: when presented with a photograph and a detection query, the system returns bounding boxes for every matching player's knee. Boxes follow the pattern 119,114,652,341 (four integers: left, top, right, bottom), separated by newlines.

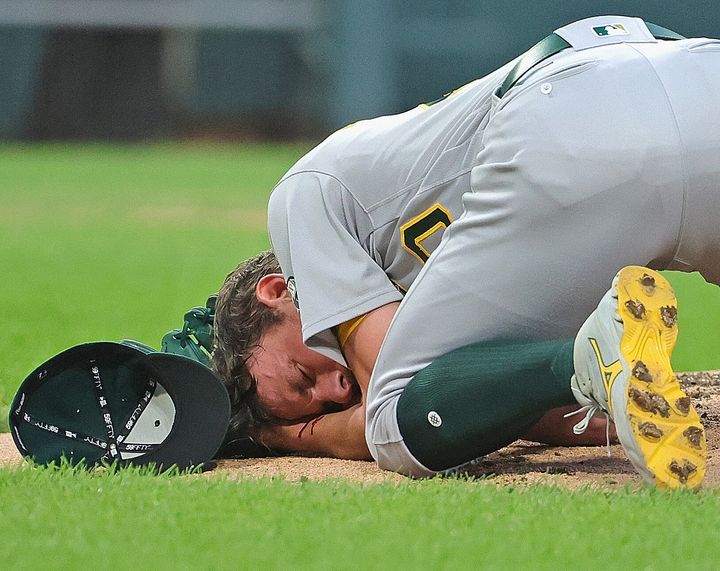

365,404,437,478
396,379,465,472
395,342,544,472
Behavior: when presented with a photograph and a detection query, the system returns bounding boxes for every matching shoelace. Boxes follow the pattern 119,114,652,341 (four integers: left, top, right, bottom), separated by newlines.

564,403,599,434
564,399,612,456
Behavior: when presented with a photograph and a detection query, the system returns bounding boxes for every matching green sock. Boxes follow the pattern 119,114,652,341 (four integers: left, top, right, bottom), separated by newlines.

396,338,576,472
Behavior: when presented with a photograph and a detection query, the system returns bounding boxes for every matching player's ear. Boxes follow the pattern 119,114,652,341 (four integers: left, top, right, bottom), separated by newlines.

255,274,288,308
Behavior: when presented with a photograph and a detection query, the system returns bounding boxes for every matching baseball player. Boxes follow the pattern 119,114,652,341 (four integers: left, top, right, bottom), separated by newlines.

214,16,718,487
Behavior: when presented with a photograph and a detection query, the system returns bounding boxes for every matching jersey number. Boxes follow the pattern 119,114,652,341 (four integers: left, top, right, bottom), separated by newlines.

400,204,453,264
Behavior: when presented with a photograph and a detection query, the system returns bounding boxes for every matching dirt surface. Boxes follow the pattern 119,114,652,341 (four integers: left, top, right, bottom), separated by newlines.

2,372,719,489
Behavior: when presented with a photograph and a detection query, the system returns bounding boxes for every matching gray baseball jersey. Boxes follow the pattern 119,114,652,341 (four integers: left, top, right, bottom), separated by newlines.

268,16,720,475
268,59,516,365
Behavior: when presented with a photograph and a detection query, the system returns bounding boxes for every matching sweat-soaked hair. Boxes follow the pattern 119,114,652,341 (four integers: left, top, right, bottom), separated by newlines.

212,250,283,455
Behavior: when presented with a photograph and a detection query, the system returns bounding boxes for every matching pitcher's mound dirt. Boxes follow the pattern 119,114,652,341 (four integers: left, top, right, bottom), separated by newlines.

2,372,718,488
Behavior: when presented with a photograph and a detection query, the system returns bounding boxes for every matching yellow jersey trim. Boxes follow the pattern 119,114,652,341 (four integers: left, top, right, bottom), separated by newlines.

337,314,368,348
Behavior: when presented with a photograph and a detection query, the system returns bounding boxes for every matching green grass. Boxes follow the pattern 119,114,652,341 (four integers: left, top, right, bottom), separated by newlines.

663,270,720,369
1,465,719,570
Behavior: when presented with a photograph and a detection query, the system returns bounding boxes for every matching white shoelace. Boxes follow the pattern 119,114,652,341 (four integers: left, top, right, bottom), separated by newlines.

563,405,612,456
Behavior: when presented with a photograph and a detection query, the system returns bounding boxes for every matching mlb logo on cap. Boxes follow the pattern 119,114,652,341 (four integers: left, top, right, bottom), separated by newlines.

9,342,230,471
593,23,630,37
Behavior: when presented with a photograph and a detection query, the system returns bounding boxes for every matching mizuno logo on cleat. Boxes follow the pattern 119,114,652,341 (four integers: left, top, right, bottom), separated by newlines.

589,338,622,412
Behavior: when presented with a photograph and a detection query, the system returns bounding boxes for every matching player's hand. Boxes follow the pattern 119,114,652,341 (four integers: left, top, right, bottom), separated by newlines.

522,405,619,446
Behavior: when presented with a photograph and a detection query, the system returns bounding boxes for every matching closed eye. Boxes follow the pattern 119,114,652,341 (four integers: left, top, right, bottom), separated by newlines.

299,366,314,387
293,365,314,393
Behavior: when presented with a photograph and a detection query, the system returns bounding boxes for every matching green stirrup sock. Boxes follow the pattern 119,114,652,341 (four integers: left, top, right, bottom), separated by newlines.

396,338,576,472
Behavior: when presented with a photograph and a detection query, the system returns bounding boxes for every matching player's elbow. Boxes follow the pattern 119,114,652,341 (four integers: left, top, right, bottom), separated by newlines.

337,440,373,461
332,421,373,460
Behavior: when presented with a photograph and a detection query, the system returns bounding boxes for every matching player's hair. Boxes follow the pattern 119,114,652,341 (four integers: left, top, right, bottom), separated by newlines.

212,250,283,453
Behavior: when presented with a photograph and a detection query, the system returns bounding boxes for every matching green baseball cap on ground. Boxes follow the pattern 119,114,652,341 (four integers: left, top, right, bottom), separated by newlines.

9,341,230,471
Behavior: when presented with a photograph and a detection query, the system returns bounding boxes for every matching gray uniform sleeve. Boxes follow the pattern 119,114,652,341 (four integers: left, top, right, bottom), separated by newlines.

268,171,403,364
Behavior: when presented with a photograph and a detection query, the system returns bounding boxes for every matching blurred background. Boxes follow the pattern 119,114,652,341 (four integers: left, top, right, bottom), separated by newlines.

2,0,720,141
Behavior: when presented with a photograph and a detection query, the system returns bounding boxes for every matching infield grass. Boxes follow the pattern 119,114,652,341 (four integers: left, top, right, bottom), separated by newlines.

1,464,719,570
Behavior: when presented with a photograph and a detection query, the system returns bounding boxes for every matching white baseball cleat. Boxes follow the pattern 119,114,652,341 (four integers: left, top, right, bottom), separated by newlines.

570,266,706,488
